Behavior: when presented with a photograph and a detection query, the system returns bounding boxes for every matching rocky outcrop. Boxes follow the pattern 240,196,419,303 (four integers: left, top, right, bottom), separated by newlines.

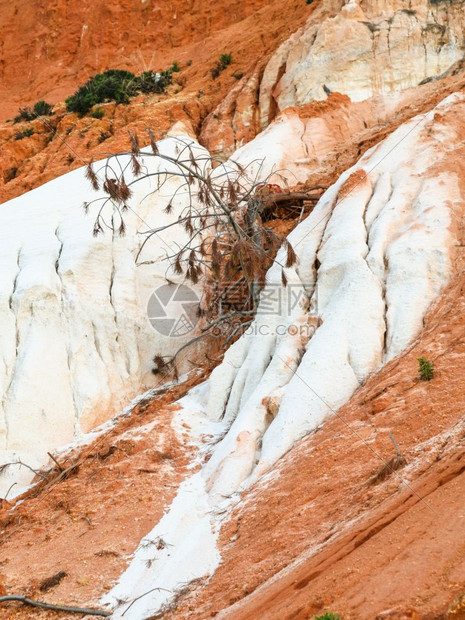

202,0,465,157
260,0,465,128
200,63,265,159
201,0,465,157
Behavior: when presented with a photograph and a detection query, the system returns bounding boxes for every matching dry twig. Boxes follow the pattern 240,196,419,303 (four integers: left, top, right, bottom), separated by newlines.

0,595,110,616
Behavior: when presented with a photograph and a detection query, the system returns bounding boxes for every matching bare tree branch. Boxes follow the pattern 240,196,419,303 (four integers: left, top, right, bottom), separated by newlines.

0,595,111,616
86,134,317,376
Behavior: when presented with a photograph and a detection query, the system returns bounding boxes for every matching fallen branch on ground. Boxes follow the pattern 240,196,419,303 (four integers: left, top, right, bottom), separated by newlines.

0,595,110,616
369,431,407,485
261,189,326,208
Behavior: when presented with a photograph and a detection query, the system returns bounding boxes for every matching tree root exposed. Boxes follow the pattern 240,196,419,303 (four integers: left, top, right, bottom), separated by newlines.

0,595,111,616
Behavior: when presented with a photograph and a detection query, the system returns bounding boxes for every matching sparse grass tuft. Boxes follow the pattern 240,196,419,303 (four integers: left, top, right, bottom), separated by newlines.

418,357,434,381
14,127,34,140
90,107,105,119
14,100,53,123
211,53,233,78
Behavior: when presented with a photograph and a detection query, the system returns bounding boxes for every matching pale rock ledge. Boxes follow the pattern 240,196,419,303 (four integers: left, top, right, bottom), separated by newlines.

259,0,465,128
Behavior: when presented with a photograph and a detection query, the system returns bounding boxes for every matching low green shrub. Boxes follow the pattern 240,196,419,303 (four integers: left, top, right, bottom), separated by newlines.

14,127,34,140
219,53,232,67
65,66,178,116
65,69,136,116
418,357,434,381
211,53,233,79
315,613,341,620
33,100,54,116
14,100,54,122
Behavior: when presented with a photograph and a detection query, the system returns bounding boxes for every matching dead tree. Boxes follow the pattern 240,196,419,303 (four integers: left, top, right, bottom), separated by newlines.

85,131,324,373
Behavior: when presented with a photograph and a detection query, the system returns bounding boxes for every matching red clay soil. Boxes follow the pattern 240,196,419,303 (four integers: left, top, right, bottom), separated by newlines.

159,259,465,618
0,0,317,204
0,0,314,122
0,370,212,619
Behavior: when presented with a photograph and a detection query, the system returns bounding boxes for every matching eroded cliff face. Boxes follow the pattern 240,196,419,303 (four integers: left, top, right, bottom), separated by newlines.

3,0,465,201
202,0,465,157
1,1,465,619
0,136,208,493
101,92,465,619
265,0,465,115
167,230,465,620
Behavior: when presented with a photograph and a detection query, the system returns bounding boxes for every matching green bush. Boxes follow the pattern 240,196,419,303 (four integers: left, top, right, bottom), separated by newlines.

219,53,232,67
14,127,34,140
65,67,177,116
90,107,105,119
14,100,54,123
315,613,341,620
65,69,136,116
211,53,233,79
33,100,53,116
418,357,434,381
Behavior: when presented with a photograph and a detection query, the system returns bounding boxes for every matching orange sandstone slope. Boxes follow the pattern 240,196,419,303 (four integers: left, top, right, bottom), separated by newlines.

0,0,314,204
0,0,307,121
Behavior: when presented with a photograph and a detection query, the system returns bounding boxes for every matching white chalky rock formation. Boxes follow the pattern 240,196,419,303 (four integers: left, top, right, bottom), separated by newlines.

203,92,463,492
202,0,465,161
106,94,465,618
0,136,206,493
259,0,465,128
